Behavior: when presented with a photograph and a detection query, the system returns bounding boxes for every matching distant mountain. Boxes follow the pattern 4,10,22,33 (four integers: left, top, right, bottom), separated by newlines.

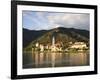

23,27,89,51
23,28,47,47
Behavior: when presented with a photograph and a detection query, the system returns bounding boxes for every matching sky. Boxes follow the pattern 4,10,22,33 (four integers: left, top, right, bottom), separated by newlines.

22,11,90,31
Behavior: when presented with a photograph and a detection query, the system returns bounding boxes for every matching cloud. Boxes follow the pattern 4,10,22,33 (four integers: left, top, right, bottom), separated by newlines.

47,13,90,30
23,11,45,30
23,11,90,30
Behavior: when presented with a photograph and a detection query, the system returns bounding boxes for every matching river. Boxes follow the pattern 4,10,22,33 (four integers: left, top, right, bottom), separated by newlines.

23,52,89,69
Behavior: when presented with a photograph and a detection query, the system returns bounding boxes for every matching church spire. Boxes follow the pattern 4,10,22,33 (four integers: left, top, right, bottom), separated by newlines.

52,36,55,46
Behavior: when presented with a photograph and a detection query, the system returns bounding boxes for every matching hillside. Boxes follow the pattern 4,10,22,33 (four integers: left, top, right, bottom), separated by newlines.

23,27,89,51
23,29,47,47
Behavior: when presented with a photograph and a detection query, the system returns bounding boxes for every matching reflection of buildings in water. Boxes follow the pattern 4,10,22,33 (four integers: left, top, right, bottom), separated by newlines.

51,53,56,67
34,52,45,67
56,53,62,66
29,52,89,68
33,52,67,67
45,52,49,65
34,52,51,67
69,54,79,66
69,53,88,66
32,52,35,65
51,53,68,67
58,53,62,61
34,52,39,67
80,53,88,65
39,53,44,65
78,53,87,65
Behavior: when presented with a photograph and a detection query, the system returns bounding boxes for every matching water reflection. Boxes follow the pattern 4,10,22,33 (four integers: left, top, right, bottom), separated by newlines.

23,52,89,69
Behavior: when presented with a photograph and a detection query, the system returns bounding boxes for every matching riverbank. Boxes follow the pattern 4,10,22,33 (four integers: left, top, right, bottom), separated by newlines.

23,50,89,54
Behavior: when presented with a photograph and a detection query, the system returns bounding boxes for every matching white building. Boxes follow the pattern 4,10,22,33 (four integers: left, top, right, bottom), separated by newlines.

70,42,87,49
35,42,39,47
40,44,44,51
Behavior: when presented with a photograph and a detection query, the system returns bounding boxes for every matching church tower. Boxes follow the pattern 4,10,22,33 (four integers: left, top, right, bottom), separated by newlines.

51,35,56,51
52,36,55,46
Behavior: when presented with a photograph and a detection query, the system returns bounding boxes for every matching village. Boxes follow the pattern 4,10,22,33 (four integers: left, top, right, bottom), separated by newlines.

32,36,89,52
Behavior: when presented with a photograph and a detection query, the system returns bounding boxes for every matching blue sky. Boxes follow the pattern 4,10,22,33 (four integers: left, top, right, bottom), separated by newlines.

22,11,90,30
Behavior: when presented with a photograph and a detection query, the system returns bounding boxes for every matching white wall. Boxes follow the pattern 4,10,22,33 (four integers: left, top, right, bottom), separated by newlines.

0,0,99,80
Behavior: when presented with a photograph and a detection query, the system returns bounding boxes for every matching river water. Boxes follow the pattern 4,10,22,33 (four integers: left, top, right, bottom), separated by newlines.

23,52,89,69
